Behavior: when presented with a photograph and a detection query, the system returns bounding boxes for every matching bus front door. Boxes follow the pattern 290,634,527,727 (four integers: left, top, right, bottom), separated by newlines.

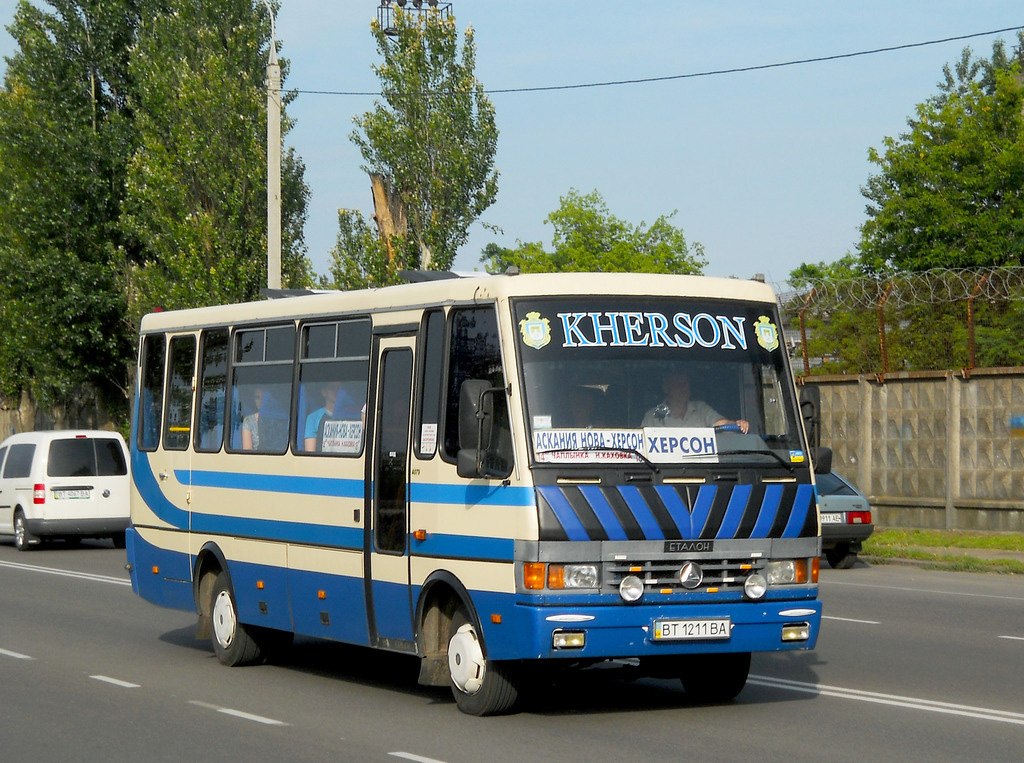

366,338,415,650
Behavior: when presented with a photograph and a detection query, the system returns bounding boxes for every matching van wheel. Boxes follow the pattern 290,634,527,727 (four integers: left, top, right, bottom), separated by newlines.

447,609,520,716
14,511,36,551
210,571,263,666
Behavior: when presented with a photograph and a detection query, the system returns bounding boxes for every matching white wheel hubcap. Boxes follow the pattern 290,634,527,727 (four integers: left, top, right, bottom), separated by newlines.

212,590,236,648
448,623,486,694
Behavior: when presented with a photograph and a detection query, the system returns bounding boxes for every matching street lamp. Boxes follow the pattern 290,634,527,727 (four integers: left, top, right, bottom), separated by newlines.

378,0,451,38
263,1,282,290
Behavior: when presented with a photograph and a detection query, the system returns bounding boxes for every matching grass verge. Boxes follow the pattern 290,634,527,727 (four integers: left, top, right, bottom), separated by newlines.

862,528,1024,574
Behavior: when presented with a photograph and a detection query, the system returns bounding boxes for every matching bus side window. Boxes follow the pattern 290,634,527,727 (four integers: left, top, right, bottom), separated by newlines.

139,334,166,452
442,306,513,477
196,329,228,452
297,318,370,455
414,309,444,459
164,335,196,451
229,325,295,454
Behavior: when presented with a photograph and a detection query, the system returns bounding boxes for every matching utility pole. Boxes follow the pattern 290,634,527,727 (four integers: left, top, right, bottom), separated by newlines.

265,3,282,289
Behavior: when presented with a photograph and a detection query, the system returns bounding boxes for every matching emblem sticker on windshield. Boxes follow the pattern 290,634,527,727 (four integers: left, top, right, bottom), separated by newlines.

519,311,551,349
754,316,780,352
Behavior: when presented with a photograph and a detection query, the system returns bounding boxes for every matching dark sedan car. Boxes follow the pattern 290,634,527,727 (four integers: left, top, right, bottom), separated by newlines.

817,471,874,569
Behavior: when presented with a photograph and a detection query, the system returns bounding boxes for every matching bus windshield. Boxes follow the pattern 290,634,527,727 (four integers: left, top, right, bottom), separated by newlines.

513,296,805,467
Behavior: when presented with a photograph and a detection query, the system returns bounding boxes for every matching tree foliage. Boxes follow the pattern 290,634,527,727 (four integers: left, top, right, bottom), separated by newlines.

0,0,311,420
479,189,706,275
0,0,145,407
344,7,498,283
859,34,1024,273
121,0,312,327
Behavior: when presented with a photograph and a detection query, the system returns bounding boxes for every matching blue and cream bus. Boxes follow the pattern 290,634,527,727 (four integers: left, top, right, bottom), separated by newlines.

127,271,827,715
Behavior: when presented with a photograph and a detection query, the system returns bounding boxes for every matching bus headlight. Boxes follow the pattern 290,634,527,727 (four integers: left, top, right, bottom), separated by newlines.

619,575,645,602
766,560,796,586
744,573,767,600
548,564,599,589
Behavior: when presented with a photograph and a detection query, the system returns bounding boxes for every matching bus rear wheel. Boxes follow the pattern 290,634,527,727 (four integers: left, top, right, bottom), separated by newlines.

680,652,751,703
447,609,520,716
210,571,264,666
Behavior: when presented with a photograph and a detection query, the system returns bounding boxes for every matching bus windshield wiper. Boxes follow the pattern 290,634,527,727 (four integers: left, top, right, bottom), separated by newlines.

716,449,795,472
538,447,660,472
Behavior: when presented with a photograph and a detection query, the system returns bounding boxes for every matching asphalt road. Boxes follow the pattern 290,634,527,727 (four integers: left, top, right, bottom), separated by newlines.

2,539,1023,762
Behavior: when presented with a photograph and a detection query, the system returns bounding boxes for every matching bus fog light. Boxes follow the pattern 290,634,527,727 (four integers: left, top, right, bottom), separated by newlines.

782,622,810,642
619,575,645,602
744,573,767,600
766,560,796,585
552,630,586,649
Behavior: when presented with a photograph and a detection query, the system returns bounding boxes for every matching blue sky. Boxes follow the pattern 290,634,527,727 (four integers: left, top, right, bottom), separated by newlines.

2,1,1022,286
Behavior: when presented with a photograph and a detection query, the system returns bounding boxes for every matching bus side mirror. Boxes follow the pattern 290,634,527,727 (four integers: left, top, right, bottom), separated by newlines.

814,446,832,475
799,385,821,451
457,379,511,479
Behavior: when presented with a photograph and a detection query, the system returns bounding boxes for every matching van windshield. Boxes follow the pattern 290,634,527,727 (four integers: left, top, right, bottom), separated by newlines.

512,296,806,467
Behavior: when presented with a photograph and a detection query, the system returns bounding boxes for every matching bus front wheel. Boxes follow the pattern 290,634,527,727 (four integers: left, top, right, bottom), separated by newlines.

680,652,751,702
446,609,520,716
210,571,264,666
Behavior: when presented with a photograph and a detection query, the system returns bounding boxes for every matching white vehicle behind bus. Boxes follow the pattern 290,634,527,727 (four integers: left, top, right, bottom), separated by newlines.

0,430,131,550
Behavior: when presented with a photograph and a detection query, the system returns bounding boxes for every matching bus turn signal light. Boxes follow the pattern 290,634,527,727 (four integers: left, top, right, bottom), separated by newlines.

524,562,545,590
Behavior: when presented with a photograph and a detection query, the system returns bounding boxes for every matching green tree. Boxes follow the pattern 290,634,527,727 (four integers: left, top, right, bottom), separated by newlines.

0,0,147,411
120,0,312,327
479,189,706,274
345,6,498,282
859,35,1024,273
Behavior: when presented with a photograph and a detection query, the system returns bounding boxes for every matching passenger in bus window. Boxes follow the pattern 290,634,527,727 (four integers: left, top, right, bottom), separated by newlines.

241,388,262,450
641,371,749,433
562,385,604,428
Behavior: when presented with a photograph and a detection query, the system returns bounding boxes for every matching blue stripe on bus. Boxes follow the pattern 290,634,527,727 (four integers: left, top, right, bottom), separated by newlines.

690,485,717,537
617,486,665,540
578,486,629,541
750,484,784,537
181,469,364,498
411,532,515,561
717,483,752,539
410,482,536,508
537,486,590,541
783,484,815,537
654,486,695,540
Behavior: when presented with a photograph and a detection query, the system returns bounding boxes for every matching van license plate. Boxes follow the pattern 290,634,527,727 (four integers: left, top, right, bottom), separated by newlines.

54,489,90,500
653,618,731,641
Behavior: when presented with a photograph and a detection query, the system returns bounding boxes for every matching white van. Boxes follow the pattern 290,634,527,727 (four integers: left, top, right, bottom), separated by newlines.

0,430,130,550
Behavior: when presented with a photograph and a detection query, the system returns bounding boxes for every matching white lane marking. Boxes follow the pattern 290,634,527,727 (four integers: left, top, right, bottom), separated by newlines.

0,559,130,586
188,700,287,726
91,675,141,688
749,674,1024,726
823,615,881,625
823,578,1024,602
390,754,448,763
0,647,34,660
998,635,1024,642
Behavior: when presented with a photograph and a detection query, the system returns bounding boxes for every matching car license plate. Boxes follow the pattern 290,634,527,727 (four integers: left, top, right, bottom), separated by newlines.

820,513,843,524
54,489,90,500
653,618,731,641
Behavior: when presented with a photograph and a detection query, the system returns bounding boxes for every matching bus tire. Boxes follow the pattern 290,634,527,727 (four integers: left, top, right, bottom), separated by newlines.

447,609,520,716
210,571,263,666
14,510,36,551
680,652,750,703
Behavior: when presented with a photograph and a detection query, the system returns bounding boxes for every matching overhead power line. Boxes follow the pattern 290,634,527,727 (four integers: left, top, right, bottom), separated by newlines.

292,24,1024,97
